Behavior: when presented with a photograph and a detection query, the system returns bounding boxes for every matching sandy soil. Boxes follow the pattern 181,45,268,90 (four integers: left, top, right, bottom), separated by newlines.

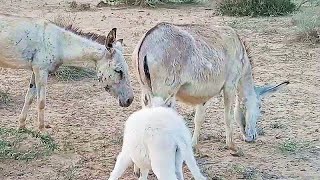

0,0,319,179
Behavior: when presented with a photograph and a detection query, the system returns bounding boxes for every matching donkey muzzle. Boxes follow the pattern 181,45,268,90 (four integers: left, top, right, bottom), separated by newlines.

119,97,133,107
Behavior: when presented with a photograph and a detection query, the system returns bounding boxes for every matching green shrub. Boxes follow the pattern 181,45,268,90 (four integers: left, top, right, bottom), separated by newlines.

293,7,320,43
97,0,199,7
217,0,296,17
0,128,57,161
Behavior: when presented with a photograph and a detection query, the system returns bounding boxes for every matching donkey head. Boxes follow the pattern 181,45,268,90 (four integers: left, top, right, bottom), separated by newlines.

96,28,134,107
243,81,289,142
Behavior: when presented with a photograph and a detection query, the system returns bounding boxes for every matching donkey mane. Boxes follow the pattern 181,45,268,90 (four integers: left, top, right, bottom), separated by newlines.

52,19,113,48
241,38,254,74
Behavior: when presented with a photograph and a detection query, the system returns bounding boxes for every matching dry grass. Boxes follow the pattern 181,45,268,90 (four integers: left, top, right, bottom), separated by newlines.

0,128,57,161
69,1,92,11
0,89,11,105
50,65,96,82
97,0,201,7
293,7,320,43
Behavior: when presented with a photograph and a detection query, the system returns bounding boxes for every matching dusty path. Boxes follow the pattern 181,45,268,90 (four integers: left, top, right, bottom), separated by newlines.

0,0,319,179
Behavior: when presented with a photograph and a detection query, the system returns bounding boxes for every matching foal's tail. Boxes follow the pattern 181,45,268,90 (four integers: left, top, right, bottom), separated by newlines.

177,141,206,180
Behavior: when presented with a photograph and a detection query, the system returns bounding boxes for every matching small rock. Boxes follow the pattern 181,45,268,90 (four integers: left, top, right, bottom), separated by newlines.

275,134,282,139
17,172,25,176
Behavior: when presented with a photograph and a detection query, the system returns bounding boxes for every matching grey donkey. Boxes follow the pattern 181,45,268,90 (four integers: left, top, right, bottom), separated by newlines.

132,22,289,152
0,14,134,132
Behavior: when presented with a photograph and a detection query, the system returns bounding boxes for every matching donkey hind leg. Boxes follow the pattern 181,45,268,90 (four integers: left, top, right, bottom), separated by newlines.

108,152,132,180
33,68,49,132
191,103,207,147
223,86,237,151
234,94,246,139
18,73,36,129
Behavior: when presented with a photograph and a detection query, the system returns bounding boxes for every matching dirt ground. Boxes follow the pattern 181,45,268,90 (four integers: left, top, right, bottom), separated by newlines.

0,0,319,179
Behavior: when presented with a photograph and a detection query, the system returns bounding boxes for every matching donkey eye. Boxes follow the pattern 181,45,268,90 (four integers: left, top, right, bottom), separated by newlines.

114,69,123,79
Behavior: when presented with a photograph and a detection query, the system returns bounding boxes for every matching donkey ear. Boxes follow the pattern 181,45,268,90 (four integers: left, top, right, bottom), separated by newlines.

142,91,153,107
106,28,117,48
255,81,289,98
114,39,124,52
164,93,175,107
117,39,124,45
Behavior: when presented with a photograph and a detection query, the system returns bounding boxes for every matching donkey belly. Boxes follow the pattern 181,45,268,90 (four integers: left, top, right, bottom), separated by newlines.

176,81,223,105
0,18,40,69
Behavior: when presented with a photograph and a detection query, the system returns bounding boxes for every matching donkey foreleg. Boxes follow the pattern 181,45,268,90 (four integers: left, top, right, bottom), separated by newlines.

192,104,207,147
243,97,258,142
234,95,246,139
34,68,48,132
223,87,237,151
18,73,36,129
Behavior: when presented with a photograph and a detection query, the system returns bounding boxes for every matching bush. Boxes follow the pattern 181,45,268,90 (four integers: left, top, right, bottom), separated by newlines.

97,0,198,7
293,7,320,43
0,128,57,161
217,0,296,17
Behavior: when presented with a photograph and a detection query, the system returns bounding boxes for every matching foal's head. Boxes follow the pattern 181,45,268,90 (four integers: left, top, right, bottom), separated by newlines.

95,28,134,107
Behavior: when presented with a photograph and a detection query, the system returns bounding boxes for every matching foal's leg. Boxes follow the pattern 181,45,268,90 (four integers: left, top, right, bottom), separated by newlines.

134,164,140,177
33,68,48,132
192,103,207,147
138,169,149,180
18,73,36,129
175,148,184,180
223,86,237,151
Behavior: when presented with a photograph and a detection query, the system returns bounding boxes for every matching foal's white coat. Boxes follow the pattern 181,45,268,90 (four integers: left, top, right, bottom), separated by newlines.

0,14,134,131
108,96,206,180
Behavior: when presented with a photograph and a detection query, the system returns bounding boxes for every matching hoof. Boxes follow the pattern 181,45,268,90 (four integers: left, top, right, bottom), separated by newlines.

225,142,237,151
37,127,47,134
193,145,200,155
230,148,244,157
18,125,26,130
244,136,256,143
45,124,52,128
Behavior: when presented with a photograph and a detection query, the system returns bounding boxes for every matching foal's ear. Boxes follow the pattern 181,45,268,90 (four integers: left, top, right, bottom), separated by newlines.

255,81,289,98
106,28,117,48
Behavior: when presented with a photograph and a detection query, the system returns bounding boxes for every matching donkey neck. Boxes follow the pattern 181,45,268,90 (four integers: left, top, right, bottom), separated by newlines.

54,25,106,63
